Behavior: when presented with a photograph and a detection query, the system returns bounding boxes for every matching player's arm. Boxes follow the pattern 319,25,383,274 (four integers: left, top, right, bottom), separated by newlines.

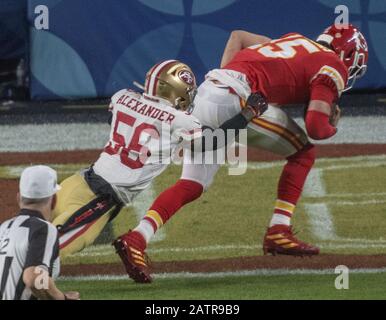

220,30,271,67
306,64,347,140
305,100,339,140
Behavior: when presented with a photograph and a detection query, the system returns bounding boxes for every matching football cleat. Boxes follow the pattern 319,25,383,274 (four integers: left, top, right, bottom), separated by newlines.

113,231,152,283
263,225,320,257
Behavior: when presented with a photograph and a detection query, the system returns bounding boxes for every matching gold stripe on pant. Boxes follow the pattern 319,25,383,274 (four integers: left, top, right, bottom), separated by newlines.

52,174,116,258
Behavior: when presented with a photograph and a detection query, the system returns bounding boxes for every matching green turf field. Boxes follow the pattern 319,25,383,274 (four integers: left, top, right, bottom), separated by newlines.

57,271,386,300
1,155,386,265
2,155,386,299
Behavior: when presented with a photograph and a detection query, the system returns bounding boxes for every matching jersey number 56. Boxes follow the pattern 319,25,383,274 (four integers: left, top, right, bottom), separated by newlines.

104,111,159,169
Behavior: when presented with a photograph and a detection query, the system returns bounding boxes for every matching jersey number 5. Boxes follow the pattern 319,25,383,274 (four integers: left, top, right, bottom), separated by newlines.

252,37,327,59
105,111,159,169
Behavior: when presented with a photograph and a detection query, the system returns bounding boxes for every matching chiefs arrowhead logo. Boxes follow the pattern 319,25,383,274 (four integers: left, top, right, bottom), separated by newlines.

178,70,194,85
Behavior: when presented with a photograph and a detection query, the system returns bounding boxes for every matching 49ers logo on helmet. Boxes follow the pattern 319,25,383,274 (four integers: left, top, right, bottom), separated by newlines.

178,70,194,85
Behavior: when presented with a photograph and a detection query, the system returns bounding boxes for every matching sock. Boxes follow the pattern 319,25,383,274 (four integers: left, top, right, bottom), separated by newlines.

133,218,157,244
133,179,203,245
269,144,315,227
269,200,295,226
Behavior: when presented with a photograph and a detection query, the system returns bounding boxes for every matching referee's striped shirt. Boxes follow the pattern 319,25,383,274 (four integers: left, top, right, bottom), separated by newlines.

0,209,60,300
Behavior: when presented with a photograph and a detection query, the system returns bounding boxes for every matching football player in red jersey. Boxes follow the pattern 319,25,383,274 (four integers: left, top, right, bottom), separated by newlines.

115,24,369,282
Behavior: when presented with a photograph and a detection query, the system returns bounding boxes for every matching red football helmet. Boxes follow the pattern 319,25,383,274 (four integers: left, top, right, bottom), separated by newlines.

317,24,368,91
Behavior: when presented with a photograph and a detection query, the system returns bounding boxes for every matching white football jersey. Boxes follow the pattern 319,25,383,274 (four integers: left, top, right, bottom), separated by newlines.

93,89,202,204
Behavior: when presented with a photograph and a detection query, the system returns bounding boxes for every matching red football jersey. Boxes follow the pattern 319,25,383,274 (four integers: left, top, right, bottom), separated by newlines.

224,33,349,105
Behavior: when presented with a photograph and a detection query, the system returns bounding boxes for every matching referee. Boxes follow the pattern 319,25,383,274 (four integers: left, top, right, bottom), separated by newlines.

0,165,79,300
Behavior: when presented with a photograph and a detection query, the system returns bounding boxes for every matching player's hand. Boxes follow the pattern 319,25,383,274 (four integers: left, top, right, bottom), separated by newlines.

329,104,341,127
243,92,268,120
64,291,80,300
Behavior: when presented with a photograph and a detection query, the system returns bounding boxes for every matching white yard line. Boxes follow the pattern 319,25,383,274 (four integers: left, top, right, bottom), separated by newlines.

69,240,386,258
247,155,386,171
313,154,386,163
247,161,285,170
330,238,386,244
70,244,263,257
303,169,326,198
334,199,386,206
59,267,386,282
304,203,337,240
306,199,386,206
302,157,386,244
322,161,386,171
148,244,262,253
316,243,386,249
303,165,337,241
307,192,386,198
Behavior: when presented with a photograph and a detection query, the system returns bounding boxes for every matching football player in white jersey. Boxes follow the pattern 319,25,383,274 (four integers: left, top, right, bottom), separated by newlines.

52,60,267,259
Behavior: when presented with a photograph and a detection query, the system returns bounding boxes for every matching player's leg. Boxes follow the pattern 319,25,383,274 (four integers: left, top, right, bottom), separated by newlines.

113,162,219,283
246,105,319,256
53,173,120,257
193,79,243,127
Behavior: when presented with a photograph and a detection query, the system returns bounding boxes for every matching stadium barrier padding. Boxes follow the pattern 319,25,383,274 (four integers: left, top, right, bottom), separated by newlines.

27,0,386,100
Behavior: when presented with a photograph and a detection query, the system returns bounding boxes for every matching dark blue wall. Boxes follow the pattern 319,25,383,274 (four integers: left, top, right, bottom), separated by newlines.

0,0,28,60
27,0,386,100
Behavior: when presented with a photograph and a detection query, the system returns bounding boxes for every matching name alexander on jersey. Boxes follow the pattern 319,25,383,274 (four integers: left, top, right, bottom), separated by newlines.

116,93,176,124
